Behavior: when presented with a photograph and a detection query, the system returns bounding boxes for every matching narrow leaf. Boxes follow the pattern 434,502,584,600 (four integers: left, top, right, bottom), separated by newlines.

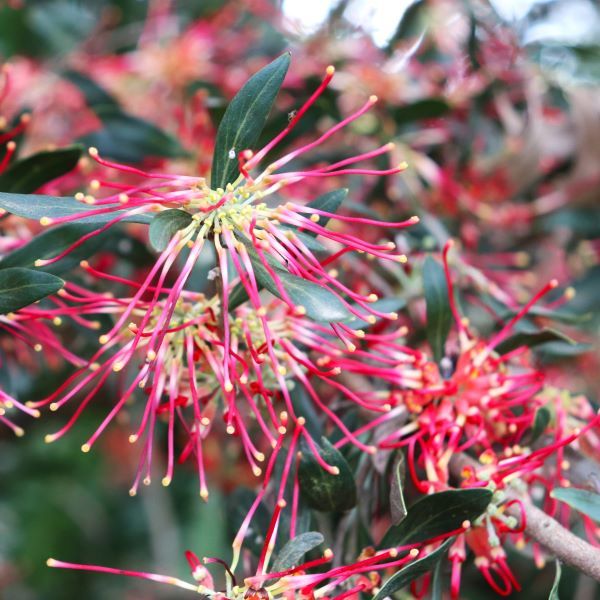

211,53,290,189
550,487,600,522
530,406,551,444
390,453,408,525
81,107,188,163
0,267,64,314
374,538,453,600
0,223,107,274
380,488,492,548
63,70,119,108
272,532,324,573
496,327,578,355
246,246,351,322
0,192,151,224
298,437,357,512
0,146,82,193
148,209,193,252
423,256,452,362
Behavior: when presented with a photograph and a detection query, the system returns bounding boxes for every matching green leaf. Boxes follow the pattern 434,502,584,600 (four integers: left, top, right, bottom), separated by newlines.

431,552,445,600
305,188,348,229
0,146,82,193
298,437,357,512
374,538,453,600
211,52,290,189
62,70,119,109
148,209,193,252
549,560,561,599
550,488,600,522
0,192,151,225
272,531,324,573
530,406,551,444
393,99,451,127
496,327,578,355
0,223,107,274
380,488,492,548
423,256,452,363
246,246,351,322
390,453,408,525
0,267,64,314
81,107,188,163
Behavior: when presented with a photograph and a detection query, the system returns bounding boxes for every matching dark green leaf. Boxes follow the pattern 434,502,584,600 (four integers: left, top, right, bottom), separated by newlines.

63,70,119,109
0,223,107,274
496,327,578,355
386,0,427,52
246,246,351,322
0,267,64,314
211,53,290,189
298,437,357,512
0,146,82,193
272,532,324,573
549,560,561,599
394,99,451,127
0,192,151,224
390,453,407,525
374,538,453,600
550,488,600,522
305,188,348,230
431,552,445,600
380,488,492,548
81,107,188,163
530,406,551,444
423,256,452,363
148,209,193,252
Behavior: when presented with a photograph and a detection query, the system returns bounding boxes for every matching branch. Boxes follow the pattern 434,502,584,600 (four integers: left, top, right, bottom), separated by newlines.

450,454,600,582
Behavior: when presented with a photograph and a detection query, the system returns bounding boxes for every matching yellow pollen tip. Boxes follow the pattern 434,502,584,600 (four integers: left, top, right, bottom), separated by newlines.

14,427,25,437
89,179,100,191
409,548,420,558
200,489,209,500
44,434,57,443
129,488,137,497
89,362,100,371
118,193,129,203
226,425,236,434
88,147,98,157
224,382,234,392
397,254,408,263
143,477,151,486
34,259,47,267
255,452,265,462
297,416,306,426
81,443,91,453
252,466,262,477
367,293,378,302
47,558,57,567
549,279,559,288
34,343,43,352
369,95,378,103
410,215,420,224
310,214,320,222
52,317,62,326
128,434,138,443
326,65,335,75
367,445,377,454
278,426,287,435
39,217,53,226
49,403,59,411
324,548,334,559
462,520,471,529
398,161,409,170
564,286,576,299
330,466,340,475
277,365,287,376
162,477,171,487
99,334,109,344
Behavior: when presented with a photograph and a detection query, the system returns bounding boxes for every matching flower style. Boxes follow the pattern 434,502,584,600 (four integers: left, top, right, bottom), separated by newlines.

30,264,418,498
47,419,469,599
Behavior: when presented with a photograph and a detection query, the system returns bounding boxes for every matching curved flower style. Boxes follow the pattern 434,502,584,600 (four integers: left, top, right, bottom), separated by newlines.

330,240,600,597
30,269,412,497
47,422,469,599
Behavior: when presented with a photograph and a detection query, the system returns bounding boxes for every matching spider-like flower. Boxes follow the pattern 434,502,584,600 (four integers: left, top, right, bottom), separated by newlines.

30,268,412,497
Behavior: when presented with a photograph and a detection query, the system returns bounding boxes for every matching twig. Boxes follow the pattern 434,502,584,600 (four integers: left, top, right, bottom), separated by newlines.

450,454,600,582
